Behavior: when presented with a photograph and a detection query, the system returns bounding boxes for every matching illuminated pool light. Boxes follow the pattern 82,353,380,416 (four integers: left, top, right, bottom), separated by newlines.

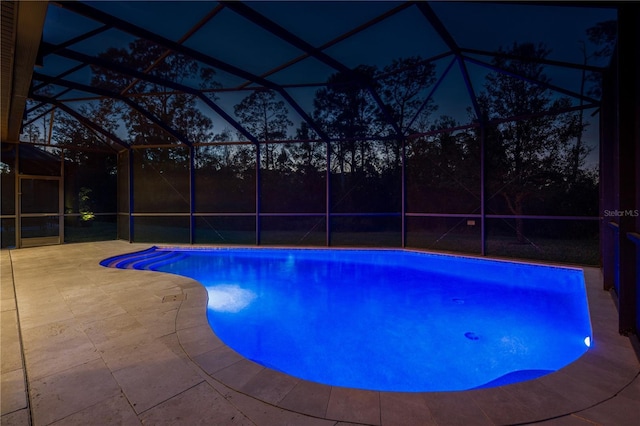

101,247,593,392
207,284,256,313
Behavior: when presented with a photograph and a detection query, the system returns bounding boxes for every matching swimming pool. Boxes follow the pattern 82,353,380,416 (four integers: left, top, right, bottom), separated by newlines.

101,247,592,392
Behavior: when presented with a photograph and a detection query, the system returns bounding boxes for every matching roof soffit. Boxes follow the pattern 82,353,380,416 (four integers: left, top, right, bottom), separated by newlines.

1,0,48,142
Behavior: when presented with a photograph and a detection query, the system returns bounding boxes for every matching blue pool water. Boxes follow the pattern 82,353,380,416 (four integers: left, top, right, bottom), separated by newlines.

101,247,592,392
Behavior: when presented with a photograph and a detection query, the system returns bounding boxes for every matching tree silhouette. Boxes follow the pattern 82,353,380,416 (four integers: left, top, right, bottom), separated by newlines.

21,86,55,144
233,90,293,171
87,38,220,212
289,122,324,174
570,19,616,187
378,57,438,176
53,103,122,159
313,65,379,177
378,56,437,135
407,116,479,214
479,42,584,243
93,39,217,156
49,103,120,215
584,20,617,99
310,58,439,213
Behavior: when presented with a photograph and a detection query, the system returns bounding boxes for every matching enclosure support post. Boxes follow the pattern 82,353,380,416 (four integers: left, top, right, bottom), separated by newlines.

401,137,406,248
480,124,486,256
616,3,639,336
326,141,331,247
14,145,20,248
128,149,134,243
255,143,261,246
600,64,617,291
189,145,195,245
59,149,64,245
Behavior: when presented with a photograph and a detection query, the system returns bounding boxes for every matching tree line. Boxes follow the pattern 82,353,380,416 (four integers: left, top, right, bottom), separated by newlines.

22,21,614,241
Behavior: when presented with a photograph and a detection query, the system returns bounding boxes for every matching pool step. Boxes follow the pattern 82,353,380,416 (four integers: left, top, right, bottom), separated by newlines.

100,247,158,268
100,248,187,270
133,251,188,270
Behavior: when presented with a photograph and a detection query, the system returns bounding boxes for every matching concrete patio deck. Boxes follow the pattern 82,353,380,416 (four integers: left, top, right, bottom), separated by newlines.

1,240,639,425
